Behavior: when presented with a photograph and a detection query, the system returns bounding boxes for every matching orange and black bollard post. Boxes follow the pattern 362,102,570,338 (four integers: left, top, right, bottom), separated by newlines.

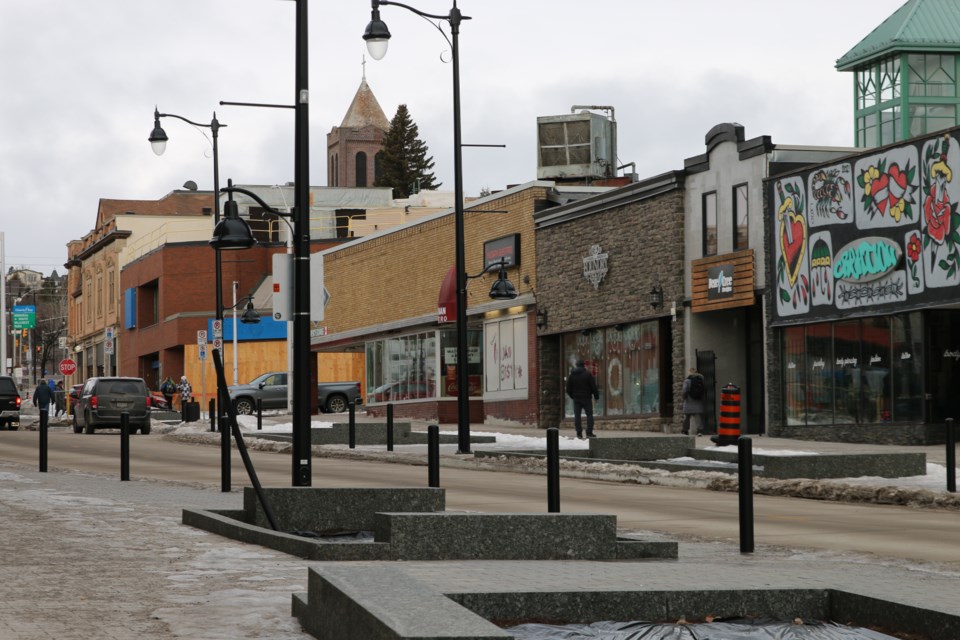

712,383,741,446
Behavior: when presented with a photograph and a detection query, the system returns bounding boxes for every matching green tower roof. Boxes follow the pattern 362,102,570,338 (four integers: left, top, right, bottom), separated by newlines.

836,0,960,71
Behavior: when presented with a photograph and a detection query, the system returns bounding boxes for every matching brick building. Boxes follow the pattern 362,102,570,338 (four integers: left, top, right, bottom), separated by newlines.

314,180,608,424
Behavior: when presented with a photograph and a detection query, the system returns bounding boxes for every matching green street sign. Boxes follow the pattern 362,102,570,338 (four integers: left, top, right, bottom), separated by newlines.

12,305,35,330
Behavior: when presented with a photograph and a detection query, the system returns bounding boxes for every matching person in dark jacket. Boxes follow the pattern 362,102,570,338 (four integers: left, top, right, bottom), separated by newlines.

566,359,599,439
681,367,706,436
33,378,54,431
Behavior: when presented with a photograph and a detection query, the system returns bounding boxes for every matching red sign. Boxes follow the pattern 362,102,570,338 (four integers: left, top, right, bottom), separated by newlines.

437,266,457,323
59,359,78,376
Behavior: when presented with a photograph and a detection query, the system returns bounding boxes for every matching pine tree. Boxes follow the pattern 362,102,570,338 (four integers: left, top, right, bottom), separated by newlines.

375,104,441,198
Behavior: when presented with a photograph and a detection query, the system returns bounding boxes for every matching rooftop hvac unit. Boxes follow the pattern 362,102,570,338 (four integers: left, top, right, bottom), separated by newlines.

537,111,616,181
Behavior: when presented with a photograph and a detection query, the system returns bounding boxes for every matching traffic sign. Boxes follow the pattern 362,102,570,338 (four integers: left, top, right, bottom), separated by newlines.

198,343,208,361
197,330,207,345
104,338,115,355
212,338,222,351
59,359,77,376
212,320,223,339
12,305,35,330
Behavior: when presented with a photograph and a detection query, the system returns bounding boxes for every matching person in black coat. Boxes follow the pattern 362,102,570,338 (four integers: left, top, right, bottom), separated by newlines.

33,378,54,431
566,359,599,439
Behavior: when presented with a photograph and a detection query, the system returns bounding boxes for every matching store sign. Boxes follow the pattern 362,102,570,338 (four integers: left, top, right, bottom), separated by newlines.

833,237,902,284
484,234,520,268
706,265,734,299
582,244,608,290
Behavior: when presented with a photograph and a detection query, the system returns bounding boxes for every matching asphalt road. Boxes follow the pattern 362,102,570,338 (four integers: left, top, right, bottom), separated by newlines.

1,429,958,566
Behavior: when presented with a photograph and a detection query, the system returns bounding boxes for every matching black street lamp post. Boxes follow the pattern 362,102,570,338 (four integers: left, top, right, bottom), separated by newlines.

363,0,478,453
150,108,240,492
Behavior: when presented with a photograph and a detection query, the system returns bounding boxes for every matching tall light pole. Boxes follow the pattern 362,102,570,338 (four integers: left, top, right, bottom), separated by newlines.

290,0,313,486
149,108,239,492
364,0,475,453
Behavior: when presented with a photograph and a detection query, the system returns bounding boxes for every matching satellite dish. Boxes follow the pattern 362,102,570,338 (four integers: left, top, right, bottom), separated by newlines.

182,180,198,191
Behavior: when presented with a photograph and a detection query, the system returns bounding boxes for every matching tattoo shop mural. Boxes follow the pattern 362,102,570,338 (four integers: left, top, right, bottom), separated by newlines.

770,128,960,325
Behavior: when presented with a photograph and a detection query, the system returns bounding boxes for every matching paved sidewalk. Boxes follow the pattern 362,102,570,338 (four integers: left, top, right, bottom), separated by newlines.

2,454,959,639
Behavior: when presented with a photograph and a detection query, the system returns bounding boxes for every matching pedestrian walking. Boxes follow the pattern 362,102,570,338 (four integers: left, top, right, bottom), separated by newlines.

681,367,706,436
160,376,176,409
176,376,192,410
54,380,66,417
33,378,54,431
566,359,599,439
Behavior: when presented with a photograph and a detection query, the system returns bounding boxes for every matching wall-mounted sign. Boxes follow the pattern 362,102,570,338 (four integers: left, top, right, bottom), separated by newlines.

833,237,902,284
484,234,520,268
582,244,608,290
707,265,734,299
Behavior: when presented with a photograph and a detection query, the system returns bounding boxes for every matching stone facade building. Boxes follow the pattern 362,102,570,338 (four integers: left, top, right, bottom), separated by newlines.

534,174,686,432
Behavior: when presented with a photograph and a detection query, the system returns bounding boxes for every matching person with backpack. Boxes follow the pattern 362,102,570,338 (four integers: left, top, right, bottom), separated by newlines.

160,376,176,409
681,367,706,436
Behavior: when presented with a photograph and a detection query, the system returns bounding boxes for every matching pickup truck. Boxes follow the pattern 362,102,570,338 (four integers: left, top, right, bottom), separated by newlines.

227,372,363,415
0,376,22,430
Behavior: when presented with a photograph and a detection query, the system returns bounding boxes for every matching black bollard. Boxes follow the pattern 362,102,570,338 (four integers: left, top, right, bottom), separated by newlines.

120,411,130,481
547,427,560,513
256,398,262,430
427,424,440,487
386,403,394,452
947,418,956,493
209,399,216,433
39,410,48,473
738,436,754,553
348,402,356,449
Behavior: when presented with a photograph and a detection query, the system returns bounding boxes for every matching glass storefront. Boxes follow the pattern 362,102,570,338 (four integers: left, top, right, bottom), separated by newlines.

780,312,923,425
365,328,484,404
561,319,663,419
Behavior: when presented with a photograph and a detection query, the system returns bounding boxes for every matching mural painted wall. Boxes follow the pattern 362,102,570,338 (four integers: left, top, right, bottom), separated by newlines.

770,127,960,326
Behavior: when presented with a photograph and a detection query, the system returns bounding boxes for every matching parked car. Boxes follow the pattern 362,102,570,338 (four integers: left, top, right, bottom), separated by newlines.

370,381,435,403
0,375,22,430
73,377,152,435
228,372,363,415
150,392,171,411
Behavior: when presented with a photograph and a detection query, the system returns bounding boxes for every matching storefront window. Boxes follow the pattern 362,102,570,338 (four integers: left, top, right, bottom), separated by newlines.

781,313,925,426
365,330,440,404
563,320,660,419
440,329,482,399
783,326,805,426
483,316,528,395
891,313,922,422
805,323,833,425
834,320,862,424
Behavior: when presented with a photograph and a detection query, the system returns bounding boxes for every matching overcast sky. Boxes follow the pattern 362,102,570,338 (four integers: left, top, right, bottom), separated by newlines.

1,0,908,276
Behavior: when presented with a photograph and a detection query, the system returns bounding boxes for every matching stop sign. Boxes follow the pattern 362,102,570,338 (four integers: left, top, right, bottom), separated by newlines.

59,359,78,376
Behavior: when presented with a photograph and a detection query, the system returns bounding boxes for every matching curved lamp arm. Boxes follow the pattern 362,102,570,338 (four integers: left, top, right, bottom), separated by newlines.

466,257,508,280
220,185,294,236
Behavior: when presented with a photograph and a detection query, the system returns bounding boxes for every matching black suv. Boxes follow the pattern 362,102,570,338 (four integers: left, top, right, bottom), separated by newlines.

0,375,21,430
73,377,152,434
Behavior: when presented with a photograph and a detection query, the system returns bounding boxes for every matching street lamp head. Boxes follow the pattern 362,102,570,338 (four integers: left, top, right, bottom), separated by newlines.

148,108,169,156
210,198,257,251
363,4,391,60
240,299,260,324
488,264,518,300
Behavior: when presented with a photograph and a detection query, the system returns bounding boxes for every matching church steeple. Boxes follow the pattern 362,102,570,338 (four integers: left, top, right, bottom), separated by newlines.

327,74,391,188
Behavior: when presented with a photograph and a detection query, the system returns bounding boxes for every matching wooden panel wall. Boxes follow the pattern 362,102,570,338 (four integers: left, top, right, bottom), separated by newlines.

691,249,756,313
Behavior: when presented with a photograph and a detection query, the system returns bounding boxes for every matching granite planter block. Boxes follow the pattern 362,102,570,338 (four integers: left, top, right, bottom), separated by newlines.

242,487,445,531
587,436,693,461
295,565,960,640
373,512,632,561
251,422,496,446
184,488,677,562
296,565,511,640
690,449,926,479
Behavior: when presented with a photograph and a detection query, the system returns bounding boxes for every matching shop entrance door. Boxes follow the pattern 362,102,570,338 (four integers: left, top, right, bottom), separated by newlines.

926,311,960,423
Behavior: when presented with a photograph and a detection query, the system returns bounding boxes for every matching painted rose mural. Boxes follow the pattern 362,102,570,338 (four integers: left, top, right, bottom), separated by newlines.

771,128,960,325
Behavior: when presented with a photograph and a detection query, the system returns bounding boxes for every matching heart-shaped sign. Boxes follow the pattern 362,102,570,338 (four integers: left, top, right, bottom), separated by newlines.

872,173,890,214
780,211,807,288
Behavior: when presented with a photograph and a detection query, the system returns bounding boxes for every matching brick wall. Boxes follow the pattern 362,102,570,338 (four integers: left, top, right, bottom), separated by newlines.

536,186,686,432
